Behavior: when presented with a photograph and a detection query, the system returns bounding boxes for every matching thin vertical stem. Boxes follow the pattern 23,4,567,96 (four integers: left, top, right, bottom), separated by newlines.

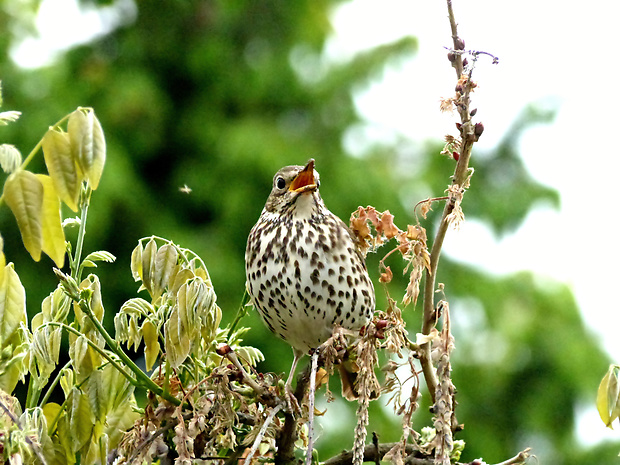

71,183,92,282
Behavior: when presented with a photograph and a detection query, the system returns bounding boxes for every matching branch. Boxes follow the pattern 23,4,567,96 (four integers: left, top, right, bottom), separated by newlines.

324,444,531,465
323,442,419,465
419,0,481,404
490,448,532,465
275,363,311,465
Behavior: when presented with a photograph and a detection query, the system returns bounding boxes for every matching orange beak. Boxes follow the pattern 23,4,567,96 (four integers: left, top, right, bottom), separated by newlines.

289,159,317,193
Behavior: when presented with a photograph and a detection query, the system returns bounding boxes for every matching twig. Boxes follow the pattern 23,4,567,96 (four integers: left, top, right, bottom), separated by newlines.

323,442,418,465
243,404,283,465
490,448,532,465
372,432,380,465
419,0,482,404
305,350,319,465
224,350,264,395
223,348,275,407
323,443,531,465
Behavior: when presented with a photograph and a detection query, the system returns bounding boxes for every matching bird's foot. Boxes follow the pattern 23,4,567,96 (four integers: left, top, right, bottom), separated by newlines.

284,382,302,416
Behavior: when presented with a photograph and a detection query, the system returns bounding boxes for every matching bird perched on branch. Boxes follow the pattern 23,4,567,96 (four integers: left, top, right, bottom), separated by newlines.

245,159,375,400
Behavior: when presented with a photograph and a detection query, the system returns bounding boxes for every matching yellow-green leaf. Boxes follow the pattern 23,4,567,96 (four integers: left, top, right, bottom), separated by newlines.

42,128,81,211
164,306,190,369
151,244,178,301
43,402,63,430
598,365,620,428
83,250,115,264
0,264,27,347
68,108,106,190
69,387,94,451
0,235,5,285
36,174,66,267
100,362,135,414
170,268,195,295
69,335,98,380
142,320,160,371
59,369,74,399
3,170,43,261
141,238,157,295
130,242,143,283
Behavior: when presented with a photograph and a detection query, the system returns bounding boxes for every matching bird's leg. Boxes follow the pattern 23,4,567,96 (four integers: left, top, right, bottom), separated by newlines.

305,349,319,465
284,349,303,414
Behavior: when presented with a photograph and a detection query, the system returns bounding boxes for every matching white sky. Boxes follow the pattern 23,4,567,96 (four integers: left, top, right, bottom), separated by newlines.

12,0,620,447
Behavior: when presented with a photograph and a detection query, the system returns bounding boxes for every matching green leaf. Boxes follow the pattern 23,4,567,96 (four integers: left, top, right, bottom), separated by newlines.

42,128,81,211
235,346,264,367
140,238,157,295
69,335,98,379
142,319,160,371
31,325,61,385
598,365,620,428
55,408,77,464
0,236,5,285
130,242,143,282
41,286,72,323
59,369,74,399
164,306,190,369
68,107,106,190
69,387,94,451
42,401,63,431
36,174,67,268
0,144,21,173
119,297,155,316
3,170,44,261
0,263,27,347
82,250,116,264
151,243,178,301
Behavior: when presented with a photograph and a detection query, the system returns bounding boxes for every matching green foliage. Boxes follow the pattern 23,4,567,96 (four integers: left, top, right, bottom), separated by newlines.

0,108,266,463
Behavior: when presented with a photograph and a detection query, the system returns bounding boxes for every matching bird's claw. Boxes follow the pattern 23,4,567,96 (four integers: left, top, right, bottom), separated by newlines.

285,383,302,416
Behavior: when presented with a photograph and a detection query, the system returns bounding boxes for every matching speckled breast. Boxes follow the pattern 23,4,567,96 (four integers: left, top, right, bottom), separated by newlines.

245,212,375,354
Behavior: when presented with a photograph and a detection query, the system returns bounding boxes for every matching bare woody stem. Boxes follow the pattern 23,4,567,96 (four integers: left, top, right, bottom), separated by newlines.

420,0,477,404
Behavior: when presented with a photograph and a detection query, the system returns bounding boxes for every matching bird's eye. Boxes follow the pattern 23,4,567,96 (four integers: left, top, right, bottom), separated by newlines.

276,177,286,189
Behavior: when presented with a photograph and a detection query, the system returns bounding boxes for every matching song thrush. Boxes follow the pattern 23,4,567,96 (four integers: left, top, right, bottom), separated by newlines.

245,159,375,398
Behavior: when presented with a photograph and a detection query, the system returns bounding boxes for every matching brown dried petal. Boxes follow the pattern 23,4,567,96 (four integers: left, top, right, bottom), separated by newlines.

379,266,393,284
380,210,400,239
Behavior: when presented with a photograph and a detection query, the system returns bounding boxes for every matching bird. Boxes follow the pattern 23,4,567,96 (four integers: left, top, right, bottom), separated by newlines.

245,159,375,400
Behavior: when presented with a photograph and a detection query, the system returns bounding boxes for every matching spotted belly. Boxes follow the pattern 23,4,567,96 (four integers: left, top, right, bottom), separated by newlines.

245,215,374,353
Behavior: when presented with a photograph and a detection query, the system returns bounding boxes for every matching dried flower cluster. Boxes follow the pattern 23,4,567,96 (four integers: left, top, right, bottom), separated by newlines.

350,206,431,307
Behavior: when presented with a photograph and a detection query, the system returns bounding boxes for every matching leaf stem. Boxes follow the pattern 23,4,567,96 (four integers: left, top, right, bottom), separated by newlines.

40,321,136,384
75,297,182,406
38,359,73,407
71,183,92,282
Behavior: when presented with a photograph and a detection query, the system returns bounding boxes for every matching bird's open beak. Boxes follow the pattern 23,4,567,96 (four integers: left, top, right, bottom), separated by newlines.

289,159,317,193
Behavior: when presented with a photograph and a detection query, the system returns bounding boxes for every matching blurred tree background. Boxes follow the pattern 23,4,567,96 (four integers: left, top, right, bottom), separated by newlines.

0,0,616,463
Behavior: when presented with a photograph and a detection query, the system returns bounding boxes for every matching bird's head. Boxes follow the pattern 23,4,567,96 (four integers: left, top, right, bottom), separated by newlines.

264,159,322,216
